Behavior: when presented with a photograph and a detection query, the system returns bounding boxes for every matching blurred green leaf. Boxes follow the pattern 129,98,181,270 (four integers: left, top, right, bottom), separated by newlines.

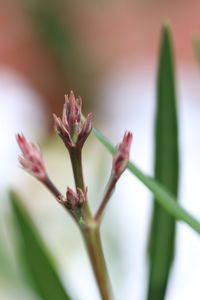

0,231,13,280
92,128,200,234
22,0,92,95
9,190,72,300
30,3,78,69
194,38,200,69
0,207,23,283
147,24,179,300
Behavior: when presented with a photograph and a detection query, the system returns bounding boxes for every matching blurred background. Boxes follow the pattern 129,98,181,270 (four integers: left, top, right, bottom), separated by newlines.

1,0,200,299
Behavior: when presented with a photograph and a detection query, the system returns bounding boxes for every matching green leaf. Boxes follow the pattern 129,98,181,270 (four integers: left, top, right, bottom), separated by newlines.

9,190,72,300
194,38,200,68
92,129,200,235
22,0,91,94
0,230,15,280
147,24,179,300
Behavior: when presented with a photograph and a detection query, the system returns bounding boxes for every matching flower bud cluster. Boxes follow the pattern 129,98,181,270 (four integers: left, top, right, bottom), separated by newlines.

16,91,133,223
112,131,132,180
65,187,87,210
16,134,46,180
53,91,92,149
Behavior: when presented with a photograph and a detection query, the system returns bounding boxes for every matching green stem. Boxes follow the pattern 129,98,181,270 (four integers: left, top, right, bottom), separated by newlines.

69,148,92,219
69,147,113,299
82,222,113,300
94,177,116,223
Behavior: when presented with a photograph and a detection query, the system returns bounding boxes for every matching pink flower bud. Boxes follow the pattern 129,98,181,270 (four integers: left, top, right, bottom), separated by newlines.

67,91,81,125
112,131,132,180
66,187,87,210
66,187,79,209
16,134,46,180
77,112,93,147
77,187,87,207
53,91,92,149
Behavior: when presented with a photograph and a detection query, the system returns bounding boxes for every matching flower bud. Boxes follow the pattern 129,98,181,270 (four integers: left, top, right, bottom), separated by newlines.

66,187,79,209
53,91,92,149
66,187,87,210
16,134,46,180
112,131,132,180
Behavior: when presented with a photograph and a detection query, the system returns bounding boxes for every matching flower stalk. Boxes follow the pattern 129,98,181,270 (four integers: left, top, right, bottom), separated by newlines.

68,144,113,299
69,147,92,219
83,221,113,300
16,91,132,300
95,131,132,223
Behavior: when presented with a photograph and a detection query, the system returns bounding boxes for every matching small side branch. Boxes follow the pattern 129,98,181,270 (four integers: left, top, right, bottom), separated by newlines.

95,131,132,224
43,176,64,203
43,176,77,222
94,177,117,223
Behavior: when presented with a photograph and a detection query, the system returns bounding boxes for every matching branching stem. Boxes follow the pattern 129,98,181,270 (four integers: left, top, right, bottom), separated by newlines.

69,147,113,300
94,177,117,223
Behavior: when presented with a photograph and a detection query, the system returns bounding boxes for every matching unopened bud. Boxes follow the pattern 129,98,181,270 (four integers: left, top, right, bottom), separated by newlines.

53,91,92,149
112,131,132,180
66,187,87,210
77,187,87,207
16,134,46,181
66,187,78,209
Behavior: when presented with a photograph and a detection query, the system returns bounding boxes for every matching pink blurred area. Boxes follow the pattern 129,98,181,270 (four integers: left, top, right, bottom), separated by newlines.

0,0,200,88
0,0,67,114
72,0,200,68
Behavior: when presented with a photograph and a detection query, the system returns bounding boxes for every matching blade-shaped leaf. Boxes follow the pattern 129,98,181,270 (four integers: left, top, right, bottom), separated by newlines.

194,38,200,68
9,190,72,300
147,24,179,300
0,230,16,280
92,129,200,235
